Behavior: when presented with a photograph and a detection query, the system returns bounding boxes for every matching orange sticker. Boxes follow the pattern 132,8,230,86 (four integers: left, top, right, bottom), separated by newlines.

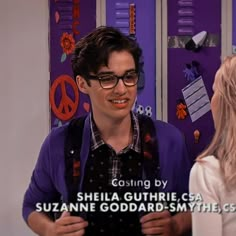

129,4,136,35
50,74,79,121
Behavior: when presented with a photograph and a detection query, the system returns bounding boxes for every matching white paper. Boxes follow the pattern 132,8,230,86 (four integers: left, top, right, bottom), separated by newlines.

182,76,211,122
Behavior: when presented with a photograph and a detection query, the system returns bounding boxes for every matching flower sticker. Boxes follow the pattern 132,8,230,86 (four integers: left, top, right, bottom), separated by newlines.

60,32,75,62
176,102,187,120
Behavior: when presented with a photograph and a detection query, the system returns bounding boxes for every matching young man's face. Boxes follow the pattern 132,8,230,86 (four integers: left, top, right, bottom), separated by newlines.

78,50,137,122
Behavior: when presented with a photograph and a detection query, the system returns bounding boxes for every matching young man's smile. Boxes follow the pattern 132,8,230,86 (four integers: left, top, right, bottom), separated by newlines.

109,98,129,109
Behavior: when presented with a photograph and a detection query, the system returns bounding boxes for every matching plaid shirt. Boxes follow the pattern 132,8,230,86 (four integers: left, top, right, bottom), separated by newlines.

90,112,141,185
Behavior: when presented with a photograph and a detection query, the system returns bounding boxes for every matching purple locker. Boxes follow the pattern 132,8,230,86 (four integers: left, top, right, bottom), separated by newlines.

49,0,96,128
167,0,221,162
233,0,236,52
106,0,157,119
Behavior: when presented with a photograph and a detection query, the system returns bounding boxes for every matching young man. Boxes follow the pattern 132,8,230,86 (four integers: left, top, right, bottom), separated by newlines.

23,26,192,236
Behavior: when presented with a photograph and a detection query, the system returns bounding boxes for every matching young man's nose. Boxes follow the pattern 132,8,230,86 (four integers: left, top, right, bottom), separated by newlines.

113,79,127,94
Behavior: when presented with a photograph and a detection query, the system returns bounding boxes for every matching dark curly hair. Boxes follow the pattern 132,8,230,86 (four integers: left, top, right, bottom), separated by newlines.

71,26,142,82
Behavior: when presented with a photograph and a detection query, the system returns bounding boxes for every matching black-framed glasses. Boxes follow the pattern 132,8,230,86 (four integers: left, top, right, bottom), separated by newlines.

88,71,139,89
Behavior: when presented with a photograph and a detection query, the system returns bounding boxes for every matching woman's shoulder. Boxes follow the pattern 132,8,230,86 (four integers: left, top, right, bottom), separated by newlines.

191,155,220,176
190,155,223,195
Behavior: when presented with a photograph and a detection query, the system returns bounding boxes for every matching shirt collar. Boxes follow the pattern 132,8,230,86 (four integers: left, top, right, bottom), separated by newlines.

90,111,141,153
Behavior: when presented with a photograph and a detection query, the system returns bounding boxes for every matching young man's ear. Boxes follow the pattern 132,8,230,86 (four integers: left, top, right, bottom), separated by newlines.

76,75,89,94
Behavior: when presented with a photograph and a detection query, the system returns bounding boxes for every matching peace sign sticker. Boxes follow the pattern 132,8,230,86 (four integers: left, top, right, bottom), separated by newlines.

50,74,79,121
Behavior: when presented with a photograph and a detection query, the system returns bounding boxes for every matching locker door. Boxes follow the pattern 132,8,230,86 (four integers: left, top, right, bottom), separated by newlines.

233,0,236,53
49,0,96,128
105,0,157,118
166,0,222,162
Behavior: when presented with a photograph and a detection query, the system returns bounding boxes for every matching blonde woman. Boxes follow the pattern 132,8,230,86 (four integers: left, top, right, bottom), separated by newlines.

190,56,236,236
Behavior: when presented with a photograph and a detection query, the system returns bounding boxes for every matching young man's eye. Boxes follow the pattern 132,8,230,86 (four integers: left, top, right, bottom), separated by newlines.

125,73,137,80
126,74,135,79
100,76,116,82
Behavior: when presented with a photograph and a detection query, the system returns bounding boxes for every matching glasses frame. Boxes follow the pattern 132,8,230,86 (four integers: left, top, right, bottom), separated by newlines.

88,71,139,89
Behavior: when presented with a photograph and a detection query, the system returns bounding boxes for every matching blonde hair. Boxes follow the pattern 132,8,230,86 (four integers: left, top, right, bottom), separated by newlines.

197,55,236,188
